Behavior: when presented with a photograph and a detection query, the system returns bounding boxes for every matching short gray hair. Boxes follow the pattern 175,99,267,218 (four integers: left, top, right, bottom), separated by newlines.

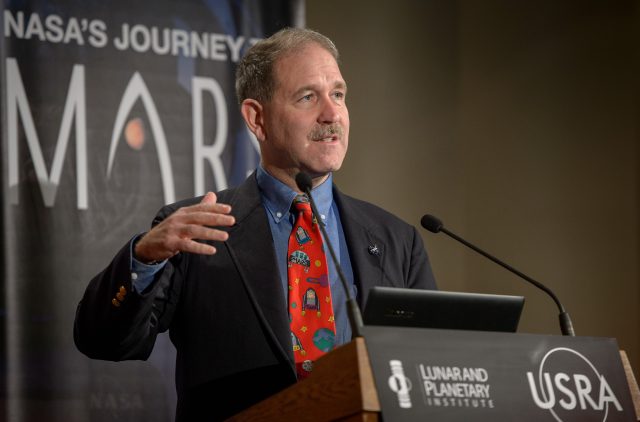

235,28,339,106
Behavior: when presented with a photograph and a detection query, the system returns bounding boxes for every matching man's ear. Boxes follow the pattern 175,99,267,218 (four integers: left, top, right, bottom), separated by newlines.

240,99,266,142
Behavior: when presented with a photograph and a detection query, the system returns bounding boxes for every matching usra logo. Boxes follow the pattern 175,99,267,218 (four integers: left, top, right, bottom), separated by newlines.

388,360,413,409
526,347,623,421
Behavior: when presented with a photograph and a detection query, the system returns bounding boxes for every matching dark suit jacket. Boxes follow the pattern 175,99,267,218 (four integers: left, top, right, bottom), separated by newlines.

74,173,436,421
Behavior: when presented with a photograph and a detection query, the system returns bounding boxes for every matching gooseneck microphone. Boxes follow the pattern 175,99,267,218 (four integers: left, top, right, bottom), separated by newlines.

295,172,364,338
421,214,575,336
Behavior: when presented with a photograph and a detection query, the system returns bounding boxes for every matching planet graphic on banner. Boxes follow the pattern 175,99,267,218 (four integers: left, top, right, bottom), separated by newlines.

125,117,146,150
313,328,335,352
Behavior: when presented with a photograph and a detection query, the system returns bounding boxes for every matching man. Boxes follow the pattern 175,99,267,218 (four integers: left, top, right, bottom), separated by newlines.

74,28,436,421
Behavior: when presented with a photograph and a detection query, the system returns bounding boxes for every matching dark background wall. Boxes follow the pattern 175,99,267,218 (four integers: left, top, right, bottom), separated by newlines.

307,0,639,374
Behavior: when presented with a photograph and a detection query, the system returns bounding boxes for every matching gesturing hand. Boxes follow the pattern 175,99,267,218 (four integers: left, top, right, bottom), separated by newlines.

134,192,235,263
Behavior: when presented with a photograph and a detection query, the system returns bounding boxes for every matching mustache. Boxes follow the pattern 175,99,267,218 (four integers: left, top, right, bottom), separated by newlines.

308,124,344,141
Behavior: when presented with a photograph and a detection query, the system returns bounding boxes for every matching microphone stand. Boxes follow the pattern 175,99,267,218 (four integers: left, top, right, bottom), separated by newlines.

422,214,575,336
296,173,364,338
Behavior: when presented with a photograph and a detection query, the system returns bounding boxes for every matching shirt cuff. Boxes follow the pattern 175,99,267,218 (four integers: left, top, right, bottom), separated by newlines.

129,234,167,294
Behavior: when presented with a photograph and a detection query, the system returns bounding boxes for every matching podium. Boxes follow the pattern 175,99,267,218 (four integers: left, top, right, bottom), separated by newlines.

229,327,640,422
228,337,380,421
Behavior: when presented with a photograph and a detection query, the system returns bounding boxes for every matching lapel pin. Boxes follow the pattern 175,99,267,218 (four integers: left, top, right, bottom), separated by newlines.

368,244,380,256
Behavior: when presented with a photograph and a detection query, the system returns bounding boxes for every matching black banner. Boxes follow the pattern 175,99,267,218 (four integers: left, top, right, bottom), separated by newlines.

1,1,301,420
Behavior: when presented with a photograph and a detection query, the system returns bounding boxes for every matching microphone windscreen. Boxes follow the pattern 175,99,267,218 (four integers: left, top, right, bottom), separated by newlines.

295,172,313,193
421,214,443,233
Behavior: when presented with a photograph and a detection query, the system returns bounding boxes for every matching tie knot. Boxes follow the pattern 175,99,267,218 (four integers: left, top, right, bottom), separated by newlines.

293,194,311,212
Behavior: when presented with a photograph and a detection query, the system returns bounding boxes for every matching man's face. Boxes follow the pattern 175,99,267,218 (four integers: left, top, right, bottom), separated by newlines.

259,43,349,184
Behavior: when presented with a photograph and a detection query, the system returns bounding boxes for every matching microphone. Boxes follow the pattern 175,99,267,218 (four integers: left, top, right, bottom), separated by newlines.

421,214,575,336
295,172,364,338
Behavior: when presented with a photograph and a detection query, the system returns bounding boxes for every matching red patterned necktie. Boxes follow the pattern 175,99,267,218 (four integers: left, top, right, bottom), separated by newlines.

287,194,336,379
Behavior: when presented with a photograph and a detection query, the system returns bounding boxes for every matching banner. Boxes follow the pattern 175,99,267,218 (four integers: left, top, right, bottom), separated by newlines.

1,1,302,420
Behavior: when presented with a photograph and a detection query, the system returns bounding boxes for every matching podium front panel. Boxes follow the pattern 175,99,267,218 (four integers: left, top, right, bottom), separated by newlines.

363,326,636,422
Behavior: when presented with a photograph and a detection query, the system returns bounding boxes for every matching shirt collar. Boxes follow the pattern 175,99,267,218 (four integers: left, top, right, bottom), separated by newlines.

256,165,334,224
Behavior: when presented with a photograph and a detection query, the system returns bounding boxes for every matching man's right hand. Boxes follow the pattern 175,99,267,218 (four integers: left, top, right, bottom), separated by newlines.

134,192,235,264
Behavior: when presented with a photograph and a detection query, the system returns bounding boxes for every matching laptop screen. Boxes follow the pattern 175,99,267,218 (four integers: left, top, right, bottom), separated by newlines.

363,287,525,333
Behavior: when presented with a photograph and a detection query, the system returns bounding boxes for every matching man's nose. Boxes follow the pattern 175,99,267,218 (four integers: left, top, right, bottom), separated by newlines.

317,96,342,124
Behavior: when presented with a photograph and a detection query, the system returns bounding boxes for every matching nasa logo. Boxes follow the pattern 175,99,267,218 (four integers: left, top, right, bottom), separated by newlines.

526,347,623,421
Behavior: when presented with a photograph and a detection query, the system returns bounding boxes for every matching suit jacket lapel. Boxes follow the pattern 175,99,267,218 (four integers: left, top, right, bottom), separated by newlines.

333,187,386,308
223,174,294,369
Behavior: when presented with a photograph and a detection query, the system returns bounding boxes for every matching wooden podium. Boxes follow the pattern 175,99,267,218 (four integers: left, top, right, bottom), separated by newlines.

621,350,640,421
228,334,640,422
227,337,380,421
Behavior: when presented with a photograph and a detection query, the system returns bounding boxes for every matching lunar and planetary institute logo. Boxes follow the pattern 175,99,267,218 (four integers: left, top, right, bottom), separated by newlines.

388,360,413,408
387,360,496,411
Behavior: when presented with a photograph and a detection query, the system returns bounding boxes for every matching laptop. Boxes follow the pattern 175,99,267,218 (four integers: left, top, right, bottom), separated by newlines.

363,286,525,333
